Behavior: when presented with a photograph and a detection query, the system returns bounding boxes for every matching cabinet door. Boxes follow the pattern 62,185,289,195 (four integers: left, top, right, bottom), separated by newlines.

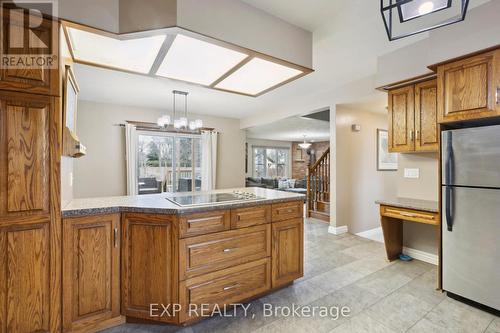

62,214,121,332
415,80,438,152
0,91,51,219
271,218,303,288
122,213,178,324
0,223,50,333
0,9,59,96
438,49,500,123
388,85,415,152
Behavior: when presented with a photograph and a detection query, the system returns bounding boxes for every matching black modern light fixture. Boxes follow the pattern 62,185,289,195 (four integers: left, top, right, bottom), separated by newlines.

381,0,469,41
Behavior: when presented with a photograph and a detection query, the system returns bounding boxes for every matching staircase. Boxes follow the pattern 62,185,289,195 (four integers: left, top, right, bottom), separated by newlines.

306,148,330,222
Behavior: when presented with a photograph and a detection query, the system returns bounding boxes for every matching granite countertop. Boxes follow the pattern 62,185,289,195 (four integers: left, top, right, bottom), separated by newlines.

62,187,305,218
375,197,439,213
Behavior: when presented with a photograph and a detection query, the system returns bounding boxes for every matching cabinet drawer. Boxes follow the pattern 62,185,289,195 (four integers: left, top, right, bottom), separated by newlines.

179,224,271,280
272,201,303,222
179,258,271,322
230,205,271,229
380,206,439,225
179,210,230,238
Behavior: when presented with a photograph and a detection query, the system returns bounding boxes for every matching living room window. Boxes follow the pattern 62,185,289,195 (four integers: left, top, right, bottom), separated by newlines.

253,147,289,178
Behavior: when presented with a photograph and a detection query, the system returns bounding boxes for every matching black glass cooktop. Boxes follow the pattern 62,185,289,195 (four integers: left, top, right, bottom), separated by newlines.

167,191,264,207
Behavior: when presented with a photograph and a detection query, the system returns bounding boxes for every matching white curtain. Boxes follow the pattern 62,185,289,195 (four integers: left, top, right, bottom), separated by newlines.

125,124,138,195
201,131,218,191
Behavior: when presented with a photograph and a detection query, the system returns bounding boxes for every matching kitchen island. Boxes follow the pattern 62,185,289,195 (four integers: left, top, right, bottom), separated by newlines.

62,188,305,332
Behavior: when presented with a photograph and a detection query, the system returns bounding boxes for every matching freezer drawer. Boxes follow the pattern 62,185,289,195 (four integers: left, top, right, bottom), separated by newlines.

442,186,500,310
442,125,500,188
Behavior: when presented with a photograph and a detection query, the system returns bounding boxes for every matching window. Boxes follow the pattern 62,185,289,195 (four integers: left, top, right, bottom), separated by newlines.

137,131,201,194
253,147,289,178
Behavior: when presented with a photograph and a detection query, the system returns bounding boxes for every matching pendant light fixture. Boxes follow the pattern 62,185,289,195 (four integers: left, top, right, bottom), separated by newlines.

157,90,203,130
298,135,312,150
381,0,469,41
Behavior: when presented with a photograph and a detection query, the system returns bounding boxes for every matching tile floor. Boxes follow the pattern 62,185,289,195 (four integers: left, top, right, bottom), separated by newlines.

102,218,499,333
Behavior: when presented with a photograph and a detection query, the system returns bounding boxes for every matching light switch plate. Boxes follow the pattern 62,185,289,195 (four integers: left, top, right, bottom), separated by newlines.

404,168,420,179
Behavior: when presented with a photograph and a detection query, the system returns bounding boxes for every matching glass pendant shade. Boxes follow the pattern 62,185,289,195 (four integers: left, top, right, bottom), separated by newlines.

299,142,311,149
381,0,468,41
157,115,171,127
195,119,203,129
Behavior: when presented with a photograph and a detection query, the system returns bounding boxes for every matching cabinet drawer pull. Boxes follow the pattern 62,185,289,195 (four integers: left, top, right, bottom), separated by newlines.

187,216,218,224
410,130,414,142
400,212,417,218
223,247,237,253
223,284,239,291
278,208,294,214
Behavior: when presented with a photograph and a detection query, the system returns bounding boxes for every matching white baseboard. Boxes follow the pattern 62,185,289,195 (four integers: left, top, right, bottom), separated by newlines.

403,247,438,266
356,227,384,243
328,225,348,235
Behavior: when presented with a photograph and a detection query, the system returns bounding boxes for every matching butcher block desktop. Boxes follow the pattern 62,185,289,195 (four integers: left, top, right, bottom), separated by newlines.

61,188,305,332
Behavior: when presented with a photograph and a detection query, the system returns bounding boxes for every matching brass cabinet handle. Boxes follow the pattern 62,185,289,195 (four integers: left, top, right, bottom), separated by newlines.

496,87,499,104
223,248,237,253
410,130,414,142
113,228,118,248
416,130,420,141
223,284,239,291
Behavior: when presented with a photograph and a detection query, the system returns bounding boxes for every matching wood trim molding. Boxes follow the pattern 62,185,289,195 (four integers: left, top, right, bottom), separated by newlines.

376,73,437,92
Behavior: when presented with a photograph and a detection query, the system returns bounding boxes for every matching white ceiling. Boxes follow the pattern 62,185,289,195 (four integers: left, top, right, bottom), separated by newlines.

240,0,344,32
75,0,494,124
246,116,330,142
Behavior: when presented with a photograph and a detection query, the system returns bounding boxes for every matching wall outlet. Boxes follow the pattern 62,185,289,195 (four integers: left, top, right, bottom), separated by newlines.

404,168,420,179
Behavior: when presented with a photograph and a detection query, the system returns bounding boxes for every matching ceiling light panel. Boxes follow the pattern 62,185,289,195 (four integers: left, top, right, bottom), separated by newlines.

215,57,303,96
67,27,165,74
156,34,248,85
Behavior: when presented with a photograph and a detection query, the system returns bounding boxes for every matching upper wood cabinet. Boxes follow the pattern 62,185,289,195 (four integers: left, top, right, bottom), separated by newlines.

0,91,52,219
388,80,438,153
415,80,439,152
0,9,59,96
62,214,121,333
121,213,178,324
437,49,500,123
388,85,415,153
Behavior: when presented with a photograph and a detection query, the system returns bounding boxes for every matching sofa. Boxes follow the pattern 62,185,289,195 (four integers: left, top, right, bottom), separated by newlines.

245,177,306,193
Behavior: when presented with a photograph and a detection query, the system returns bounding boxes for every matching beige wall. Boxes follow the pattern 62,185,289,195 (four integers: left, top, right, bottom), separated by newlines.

397,153,440,255
335,107,398,234
245,138,292,178
72,100,245,199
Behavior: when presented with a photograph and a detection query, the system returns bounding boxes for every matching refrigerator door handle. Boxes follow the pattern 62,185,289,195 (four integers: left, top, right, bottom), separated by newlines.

445,186,453,231
445,131,454,231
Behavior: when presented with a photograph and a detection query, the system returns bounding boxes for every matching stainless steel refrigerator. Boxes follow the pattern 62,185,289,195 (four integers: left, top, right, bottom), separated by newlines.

442,125,500,311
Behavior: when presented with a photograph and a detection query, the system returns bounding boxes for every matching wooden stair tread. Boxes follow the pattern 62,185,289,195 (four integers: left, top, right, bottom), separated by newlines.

308,209,329,216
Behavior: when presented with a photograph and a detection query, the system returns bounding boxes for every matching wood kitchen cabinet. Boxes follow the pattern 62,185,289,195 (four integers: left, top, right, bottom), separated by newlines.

62,214,122,333
0,223,51,333
437,48,500,123
0,8,59,96
121,213,179,324
388,79,438,153
415,80,439,152
271,218,304,288
0,92,60,332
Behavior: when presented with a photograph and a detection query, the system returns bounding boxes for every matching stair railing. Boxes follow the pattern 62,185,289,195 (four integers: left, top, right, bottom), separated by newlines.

306,147,330,216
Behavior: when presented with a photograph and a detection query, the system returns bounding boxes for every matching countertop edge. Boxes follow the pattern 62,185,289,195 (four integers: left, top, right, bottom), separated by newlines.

62,196,306,218
375,199,439,213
